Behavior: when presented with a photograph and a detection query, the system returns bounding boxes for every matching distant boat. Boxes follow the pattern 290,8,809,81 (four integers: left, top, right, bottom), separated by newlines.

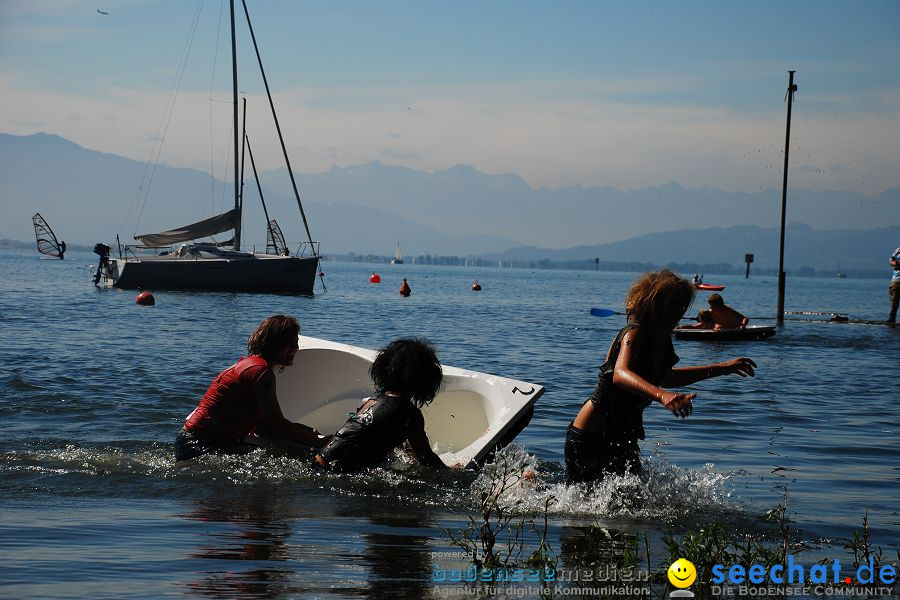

92,0,320,293
32,213,66,259
695,283,726,291
391,241,405,264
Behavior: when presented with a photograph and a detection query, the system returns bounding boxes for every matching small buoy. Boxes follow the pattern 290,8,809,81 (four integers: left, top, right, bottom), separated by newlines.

471,280,482,291
399,278,411,297
369,272,381,284
135,291,155,306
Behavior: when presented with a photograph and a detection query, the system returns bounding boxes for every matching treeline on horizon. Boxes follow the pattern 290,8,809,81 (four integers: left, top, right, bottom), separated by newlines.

331,251,886,280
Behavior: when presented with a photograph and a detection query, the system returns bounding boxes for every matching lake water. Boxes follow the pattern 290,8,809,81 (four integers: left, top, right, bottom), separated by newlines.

1,248,897,598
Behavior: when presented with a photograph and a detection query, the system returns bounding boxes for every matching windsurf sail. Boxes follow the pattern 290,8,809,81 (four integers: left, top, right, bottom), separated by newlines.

266,219,288,255
32,213,66,259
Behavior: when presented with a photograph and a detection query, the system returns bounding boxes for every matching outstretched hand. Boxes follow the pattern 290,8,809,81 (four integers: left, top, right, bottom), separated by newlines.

661,391,696,419
722,357,757,377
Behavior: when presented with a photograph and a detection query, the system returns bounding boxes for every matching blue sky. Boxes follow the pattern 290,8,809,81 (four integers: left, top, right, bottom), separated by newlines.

1,0,899,194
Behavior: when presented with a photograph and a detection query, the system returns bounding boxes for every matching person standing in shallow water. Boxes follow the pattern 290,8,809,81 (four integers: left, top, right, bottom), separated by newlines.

888,247,900,323
175,315,327,461
565,269,757,485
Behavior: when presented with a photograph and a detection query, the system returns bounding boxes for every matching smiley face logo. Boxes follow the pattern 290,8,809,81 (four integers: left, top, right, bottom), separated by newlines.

667,558,697,588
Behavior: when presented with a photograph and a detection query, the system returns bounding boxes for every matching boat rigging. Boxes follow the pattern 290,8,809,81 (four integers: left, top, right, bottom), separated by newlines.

93,0,322,293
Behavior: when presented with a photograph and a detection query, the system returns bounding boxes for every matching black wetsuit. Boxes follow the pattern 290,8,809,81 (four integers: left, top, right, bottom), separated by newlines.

318,392,425,471
565,324,678,484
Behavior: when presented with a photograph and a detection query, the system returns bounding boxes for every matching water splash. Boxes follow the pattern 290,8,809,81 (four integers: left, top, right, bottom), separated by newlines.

467,445,738,521
3,441,738,521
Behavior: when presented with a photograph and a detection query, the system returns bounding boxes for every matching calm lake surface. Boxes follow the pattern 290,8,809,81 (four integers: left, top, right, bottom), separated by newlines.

1,248,897,598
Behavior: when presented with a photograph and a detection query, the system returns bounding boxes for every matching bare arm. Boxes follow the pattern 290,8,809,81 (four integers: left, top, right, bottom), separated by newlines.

611,329,695,418
727,306,750,328
407,412,449,469
661,357,757,387
253,370,327,448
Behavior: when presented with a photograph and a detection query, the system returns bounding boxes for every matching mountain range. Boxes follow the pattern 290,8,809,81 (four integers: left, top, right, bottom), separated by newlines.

1,132,897,272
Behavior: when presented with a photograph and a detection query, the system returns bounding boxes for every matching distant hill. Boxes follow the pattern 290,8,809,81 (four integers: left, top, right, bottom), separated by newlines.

264,162,900,248
480,223,900,273
1,131,898,271
0,132,519,255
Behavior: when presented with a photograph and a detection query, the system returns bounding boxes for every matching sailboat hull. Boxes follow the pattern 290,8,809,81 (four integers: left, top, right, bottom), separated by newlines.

103,253,318,293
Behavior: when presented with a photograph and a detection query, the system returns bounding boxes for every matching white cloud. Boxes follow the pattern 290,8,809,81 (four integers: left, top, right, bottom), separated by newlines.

1,73,898,195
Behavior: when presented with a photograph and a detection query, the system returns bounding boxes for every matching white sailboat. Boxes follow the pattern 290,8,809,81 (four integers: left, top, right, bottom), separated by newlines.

93,1,321,293
391,241,404,265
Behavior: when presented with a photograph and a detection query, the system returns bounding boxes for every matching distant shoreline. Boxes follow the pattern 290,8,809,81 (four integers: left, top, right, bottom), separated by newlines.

3,238,884,279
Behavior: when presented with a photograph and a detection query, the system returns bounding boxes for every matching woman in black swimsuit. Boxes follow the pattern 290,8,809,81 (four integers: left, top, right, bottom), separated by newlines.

565,270,757,484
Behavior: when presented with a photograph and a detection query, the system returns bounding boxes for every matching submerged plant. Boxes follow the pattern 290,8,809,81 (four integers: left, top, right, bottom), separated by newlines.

443,466,896,599
443,447,550,572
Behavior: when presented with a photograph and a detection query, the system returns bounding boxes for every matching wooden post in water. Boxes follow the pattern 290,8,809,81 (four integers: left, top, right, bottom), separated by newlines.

777,71,797,324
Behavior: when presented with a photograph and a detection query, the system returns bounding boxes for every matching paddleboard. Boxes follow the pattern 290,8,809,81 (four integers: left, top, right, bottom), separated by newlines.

695,283,726,291
673,325,776,341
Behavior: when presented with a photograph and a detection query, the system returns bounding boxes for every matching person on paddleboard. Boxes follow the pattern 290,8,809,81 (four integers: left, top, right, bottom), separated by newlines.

565,269,756,484
175,315,327,461
314,338,454,471
707,293,749,330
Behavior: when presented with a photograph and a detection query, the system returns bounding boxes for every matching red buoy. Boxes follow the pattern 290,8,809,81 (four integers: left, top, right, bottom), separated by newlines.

135,291,155,306
369,272,381,284
399,278,411,297
471,280,482,291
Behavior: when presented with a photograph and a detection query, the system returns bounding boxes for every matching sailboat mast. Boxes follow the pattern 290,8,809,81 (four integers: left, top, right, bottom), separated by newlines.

239,97,247,224
240,0,318,255
230,0,241,251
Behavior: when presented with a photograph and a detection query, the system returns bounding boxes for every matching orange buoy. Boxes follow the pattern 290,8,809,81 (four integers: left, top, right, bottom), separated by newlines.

399,278,411,297
369,272,381,284
471,280,482,291
135,291,155,306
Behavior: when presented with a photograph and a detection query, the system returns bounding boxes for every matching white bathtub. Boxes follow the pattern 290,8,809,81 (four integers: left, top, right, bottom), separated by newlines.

275,336,544,467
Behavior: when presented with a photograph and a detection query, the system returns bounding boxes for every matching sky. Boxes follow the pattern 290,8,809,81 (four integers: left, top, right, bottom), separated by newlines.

1,0,899,196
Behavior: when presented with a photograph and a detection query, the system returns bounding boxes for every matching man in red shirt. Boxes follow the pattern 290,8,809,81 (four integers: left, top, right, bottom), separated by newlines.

175,315,326,461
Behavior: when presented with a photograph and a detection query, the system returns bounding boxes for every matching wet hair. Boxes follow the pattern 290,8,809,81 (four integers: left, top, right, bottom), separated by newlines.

247,315,300,362
370,338,443,408
707,293,725,307
625,269,695,331
697,309,715,325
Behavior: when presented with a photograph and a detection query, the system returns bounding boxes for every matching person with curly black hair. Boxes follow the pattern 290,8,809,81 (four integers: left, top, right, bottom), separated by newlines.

314,338,450,471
